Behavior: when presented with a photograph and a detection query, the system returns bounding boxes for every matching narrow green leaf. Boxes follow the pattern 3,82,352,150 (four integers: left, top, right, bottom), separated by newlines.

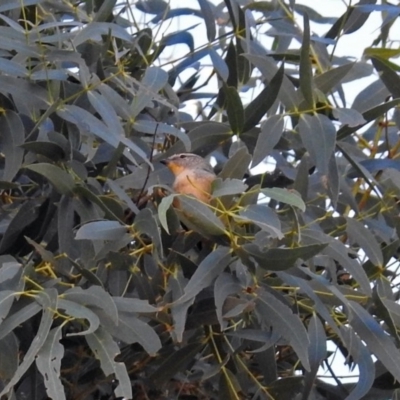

242,243,328,271
58,299,100,336
0,58,27,77
212,178,248,197
106,179,140,214
235,205,283,239
198,0,216,41
237,38,251,85
224,85,244,135
133,120,191,152
0,333,18,380
375,278,400,346
0,261,22,289
57,105,151,167
169,272,193,343
150,343,204,385
219,146,251,180
256,288,310,371
134,208,163,257
340,326,375,400
348,301,400,383
26,163,75,195
243,63,284,132
0,0,42,12
308,315,327,372
244,53,300,110
36,326,66,400
57,104,118,146
303,315,326,399
333,108,366,127
323,240,372,295
338,142,381,201
72,22,133,47
86,328,132,399
113,297,160,313
87,91,124,136
98,83,132,120
261,187,306,211
251,115,284,168
364,47,400,60
214,273,242,329
164,121,232,156
278,272,342,338
346,217,383,267
0,290,57,397
20,141,66,161
0,291,15,323
176,195,227,238
0,302,41,340
338,98,400,140
314,62,355,93
63,286,118,325
299,13,314,107
219,368,242,400
225,40,238,87
210,47,229,82
108,312,162,355
371,56,400,98
0,199,43,254
75,220,127,241
93,0,117,22
175,246,232,304
74,184,124,221
0,111,25,182
158,194,176,234
130,67,168,117
298,114,336,176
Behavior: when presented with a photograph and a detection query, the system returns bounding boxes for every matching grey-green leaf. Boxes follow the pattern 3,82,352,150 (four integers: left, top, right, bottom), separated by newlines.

58,299,100,336
252,115,284,168
36,326,66,400
261,187,306,211
298,113,336,176
224,85,244,135
63,286,118,325
242,243,328,271
158,194,176,234
236,205,283,239
26,163,75,195
86,328,132,399
175,246,232,304
0,289,57,397
75,220,127,241
346,217,383,267
256,289,310,371
0,111,25,182
212,178,248,197
176,195,227,238
198,0,216,42
348,300,400,383
299,13,314,107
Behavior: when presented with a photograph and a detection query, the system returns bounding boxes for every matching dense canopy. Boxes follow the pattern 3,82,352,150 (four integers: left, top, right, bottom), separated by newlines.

1,0,400,399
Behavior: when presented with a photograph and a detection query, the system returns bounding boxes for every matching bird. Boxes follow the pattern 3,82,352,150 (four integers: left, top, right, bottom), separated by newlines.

160,153,216,204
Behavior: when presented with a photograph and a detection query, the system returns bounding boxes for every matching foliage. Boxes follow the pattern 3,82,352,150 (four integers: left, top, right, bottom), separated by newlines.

1,0,400,399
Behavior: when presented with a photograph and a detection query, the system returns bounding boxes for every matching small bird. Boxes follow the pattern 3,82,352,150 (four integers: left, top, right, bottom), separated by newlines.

160,153,216,204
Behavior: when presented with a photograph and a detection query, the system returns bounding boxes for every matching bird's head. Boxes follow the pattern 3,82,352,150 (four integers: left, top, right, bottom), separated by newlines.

160,153,214,176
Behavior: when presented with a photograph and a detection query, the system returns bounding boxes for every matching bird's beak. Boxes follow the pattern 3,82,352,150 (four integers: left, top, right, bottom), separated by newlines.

160,159,169,165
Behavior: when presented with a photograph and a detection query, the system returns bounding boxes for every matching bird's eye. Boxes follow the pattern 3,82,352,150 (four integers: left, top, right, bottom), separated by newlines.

179,154,187,159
